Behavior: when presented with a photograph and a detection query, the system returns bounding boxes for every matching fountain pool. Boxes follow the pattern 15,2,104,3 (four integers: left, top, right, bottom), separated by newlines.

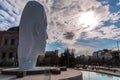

81,71,120,80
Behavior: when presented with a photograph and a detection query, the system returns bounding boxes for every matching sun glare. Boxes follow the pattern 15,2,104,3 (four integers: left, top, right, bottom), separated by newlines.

79,11,98,29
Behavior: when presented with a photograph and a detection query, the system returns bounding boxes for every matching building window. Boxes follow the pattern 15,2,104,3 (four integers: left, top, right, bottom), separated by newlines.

2,52,6,59
11,39,15,45
9,52,13,58
4,39,8,45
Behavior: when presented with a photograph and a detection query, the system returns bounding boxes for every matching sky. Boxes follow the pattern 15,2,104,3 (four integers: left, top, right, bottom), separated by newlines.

0,0,120,56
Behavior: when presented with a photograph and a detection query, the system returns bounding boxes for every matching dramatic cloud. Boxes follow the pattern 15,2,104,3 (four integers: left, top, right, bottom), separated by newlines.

0,0,120,55
84,25,120,39
98,25,120,39
109,11,120,23
63,32,75,40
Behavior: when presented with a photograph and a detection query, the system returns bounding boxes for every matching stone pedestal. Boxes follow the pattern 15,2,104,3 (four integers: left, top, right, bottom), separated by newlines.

1,67,51,76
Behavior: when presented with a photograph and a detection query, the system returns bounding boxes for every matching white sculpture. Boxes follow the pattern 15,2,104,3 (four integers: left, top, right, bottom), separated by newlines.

18,1,47,70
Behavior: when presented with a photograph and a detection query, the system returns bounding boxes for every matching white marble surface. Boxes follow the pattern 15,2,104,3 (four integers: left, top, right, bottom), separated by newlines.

18,1,47,70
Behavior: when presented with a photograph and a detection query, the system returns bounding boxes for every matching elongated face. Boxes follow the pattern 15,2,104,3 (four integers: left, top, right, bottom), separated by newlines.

18,1,47,70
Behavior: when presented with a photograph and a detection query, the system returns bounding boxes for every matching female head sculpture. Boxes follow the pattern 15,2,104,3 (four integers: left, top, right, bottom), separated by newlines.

18,1,47,70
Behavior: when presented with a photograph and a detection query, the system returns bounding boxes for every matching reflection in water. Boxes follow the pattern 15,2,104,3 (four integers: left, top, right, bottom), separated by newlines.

81,71,120,80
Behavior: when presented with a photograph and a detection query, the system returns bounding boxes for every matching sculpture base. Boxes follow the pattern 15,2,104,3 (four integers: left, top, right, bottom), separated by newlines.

1,67,52,75
1,68,83,80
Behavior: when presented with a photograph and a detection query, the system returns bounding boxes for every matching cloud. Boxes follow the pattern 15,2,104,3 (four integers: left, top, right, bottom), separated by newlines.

98,25,120,39
81,25,120,40
117,0,120,6
63,32,75,40
0,0,120,55
0,21,11,30
0,10,15,22
109,11,120,23
65,44,95,55
0,0,24,30
44,0,111,44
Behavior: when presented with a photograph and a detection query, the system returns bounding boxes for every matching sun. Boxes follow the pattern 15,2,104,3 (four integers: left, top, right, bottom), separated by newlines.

79,11,98,29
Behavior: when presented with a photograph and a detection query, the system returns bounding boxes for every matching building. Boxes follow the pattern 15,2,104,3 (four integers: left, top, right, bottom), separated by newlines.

43,50,59,66
0,27,59,66
111,50,120,60
0,27,19,66
93,49,112,60
103,53,112,60
93,50,104,59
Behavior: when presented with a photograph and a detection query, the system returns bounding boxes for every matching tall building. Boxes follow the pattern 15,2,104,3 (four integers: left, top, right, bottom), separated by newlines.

0,27,19,66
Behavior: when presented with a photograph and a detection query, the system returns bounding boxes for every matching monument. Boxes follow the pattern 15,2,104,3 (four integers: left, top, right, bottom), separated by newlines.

18,1,47,70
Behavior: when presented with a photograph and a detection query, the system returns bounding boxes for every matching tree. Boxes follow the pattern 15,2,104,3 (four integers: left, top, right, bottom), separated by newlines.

59,48,76,68
69,49,76,67
59,53,65,66
59,49,70,66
